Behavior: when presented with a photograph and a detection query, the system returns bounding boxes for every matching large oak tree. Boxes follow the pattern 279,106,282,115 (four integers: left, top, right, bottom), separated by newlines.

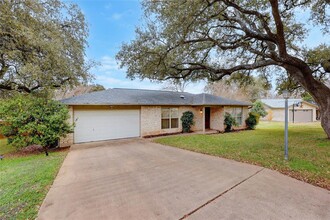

0,0,91,94
117,0,330,138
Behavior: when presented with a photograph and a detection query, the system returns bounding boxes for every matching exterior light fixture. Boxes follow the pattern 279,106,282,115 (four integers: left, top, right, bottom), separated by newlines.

200,109,203,114
283,90,290,99
283,90,289,160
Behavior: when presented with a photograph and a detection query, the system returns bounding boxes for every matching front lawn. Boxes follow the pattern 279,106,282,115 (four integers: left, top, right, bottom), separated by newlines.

0,150,68,219
155,122,330,189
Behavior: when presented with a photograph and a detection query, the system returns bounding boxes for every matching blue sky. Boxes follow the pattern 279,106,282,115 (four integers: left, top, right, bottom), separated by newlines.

71,0,206,93
71,0,327,94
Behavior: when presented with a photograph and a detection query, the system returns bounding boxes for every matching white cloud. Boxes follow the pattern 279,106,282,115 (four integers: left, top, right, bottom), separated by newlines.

105,3,111,10
97,56,120,74
111,13,124,20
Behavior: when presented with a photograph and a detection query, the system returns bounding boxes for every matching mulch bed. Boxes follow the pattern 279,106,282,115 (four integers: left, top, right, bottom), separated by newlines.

3,145,70,158
143,132,184,138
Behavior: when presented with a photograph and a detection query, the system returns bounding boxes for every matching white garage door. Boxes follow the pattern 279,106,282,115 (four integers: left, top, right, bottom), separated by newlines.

74,109,140,143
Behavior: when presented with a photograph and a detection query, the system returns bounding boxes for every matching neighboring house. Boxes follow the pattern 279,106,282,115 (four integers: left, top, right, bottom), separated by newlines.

260,99,318,122
60,88,250,146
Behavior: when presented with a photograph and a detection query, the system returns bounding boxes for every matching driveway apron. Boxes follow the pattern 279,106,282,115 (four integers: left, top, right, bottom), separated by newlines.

37,139,330,220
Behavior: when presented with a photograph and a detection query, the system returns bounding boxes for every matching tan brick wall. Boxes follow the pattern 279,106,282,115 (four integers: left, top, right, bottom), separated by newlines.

60,106,74,147
140,106,162,136
141,105,247,136
140,106,205,136
210,107,224,131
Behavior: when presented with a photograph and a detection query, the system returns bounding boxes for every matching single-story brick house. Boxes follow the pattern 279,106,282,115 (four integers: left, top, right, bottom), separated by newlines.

260,99,319,122
60,88,250,146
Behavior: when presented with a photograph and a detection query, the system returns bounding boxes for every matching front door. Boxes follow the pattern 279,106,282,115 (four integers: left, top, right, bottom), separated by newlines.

205,107,210,129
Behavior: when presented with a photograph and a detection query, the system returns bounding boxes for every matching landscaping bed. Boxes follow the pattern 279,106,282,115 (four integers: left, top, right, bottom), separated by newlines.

154,122,330,190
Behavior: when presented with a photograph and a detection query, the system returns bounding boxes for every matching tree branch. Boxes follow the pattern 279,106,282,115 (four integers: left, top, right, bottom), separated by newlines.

222,0,276,40
269,0,287,56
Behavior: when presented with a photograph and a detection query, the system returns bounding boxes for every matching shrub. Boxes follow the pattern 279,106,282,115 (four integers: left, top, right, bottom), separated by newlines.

0,95,73,155
224,112,238,132
245,112,260,130
251,100,268,117
181,111,194,133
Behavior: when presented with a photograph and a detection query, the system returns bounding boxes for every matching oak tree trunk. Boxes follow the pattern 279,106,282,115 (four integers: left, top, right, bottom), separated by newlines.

285,61,330,139
315,92,330,139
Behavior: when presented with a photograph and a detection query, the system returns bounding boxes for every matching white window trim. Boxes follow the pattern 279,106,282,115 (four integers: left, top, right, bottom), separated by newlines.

161,107,179,129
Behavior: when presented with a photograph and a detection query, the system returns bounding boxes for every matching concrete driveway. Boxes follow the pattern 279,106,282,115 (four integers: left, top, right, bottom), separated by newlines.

38,139,330,220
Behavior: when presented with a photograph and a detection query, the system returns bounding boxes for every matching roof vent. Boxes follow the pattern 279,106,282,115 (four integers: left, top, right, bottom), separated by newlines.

180,95,185,99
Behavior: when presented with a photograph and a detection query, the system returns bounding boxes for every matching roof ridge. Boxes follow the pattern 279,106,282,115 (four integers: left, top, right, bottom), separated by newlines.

111,88,192,94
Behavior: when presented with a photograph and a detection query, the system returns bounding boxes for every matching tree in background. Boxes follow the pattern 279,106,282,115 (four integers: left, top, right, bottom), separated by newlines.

117,1,330,138
0,0,92,94
251,100,268,118
205,74,273,102
162,79,190,92
54,84,105,100
0,95,72,156
301,92,314,102
205,81,250,101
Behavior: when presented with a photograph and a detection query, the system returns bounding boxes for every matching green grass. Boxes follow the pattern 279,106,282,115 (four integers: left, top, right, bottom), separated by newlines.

0,138,16,155
155,122,330,189
0,150,68,219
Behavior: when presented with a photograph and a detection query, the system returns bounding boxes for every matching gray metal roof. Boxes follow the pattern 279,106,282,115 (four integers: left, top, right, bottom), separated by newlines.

260,99,317,108
61,88,250,106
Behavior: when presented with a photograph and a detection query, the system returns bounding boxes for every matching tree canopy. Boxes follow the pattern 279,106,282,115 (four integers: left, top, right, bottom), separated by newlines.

205,74,272,101
0,95,72,155
0,0,92,94
251,100,268,117
117,0,330,138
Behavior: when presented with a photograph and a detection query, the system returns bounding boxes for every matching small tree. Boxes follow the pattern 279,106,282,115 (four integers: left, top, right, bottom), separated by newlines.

181,111,194,133
245,112,260,130
224,113,238,132
251,100,268,118
0,95,73,156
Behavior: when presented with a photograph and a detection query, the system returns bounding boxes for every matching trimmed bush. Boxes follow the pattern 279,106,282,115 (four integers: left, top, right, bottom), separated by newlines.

181,111,194,133
224,112,238,132
245,112,260,130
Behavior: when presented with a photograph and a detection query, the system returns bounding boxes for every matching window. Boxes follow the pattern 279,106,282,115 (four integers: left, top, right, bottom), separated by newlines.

161,108,179,129
226,107,243,125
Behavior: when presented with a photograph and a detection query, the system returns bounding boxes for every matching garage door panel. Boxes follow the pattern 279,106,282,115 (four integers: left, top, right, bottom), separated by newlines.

289,109,312,123
74,109,140,143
